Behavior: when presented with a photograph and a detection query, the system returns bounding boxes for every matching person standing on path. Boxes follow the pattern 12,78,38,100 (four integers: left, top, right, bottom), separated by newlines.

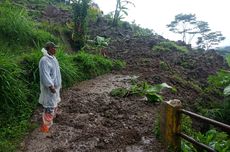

39,42,62,132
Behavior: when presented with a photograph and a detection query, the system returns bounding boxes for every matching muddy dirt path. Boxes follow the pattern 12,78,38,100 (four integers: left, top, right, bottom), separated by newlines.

21,74,164,152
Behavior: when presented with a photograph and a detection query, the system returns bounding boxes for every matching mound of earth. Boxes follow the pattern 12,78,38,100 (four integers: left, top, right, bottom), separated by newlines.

37,3,229,116
21,75,164,152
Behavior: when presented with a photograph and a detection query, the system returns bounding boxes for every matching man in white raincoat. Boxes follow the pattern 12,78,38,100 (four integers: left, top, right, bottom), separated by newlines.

39,42,62,132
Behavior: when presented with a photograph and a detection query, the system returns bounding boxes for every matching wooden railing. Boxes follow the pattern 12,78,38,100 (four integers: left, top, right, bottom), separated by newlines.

160,99,230,152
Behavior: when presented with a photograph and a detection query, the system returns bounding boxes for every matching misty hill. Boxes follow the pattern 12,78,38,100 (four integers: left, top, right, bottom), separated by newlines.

216,46,230,56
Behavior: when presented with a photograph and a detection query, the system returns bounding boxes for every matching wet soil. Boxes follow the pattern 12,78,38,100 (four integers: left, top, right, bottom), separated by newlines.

21,74,164,152
19,4,229,151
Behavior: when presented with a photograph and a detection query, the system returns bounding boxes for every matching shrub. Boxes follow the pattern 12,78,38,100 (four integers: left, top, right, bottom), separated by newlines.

87,6,102,22
112,60,126,70
73,51,114,79
195,129,230,152
208,70,230,90
180,116,230,152
152,41,188,53
0,53,29,124
0,2,54,48
131,21,155,37
19,50,48,112
0,53,31,151
56,50,82,87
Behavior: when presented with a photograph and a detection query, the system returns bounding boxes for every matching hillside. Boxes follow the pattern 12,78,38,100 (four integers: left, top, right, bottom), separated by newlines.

0,1,230,151
216,46,230,56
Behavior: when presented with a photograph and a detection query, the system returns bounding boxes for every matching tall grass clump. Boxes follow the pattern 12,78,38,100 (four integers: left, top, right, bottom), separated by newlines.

0,1,54,48
20,51,42,105
56,50,82,87
73,52,125,79
0,53,29,123
152,41,188,53
73,51,114,79
0,53,31,151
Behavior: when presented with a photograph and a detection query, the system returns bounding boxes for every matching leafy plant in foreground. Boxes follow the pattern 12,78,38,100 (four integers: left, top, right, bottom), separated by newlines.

110,82,174,103
180,116,230,152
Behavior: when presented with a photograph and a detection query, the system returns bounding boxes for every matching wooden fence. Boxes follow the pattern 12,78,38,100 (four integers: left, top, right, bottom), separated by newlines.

160,99,230,152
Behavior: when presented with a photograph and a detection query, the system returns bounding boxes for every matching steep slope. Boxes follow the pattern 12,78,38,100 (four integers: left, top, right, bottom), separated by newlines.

88,18,228,108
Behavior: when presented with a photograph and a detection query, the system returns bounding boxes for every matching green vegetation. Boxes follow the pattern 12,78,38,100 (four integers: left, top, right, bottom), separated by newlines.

84,36,111,55
110,87,129,97
159,61,170,70
73,51,124,79
110,82,174,103
113,0,135,26
172,74,202,93
181,116,230,152
0,1,54,48
0,1,125,151
72,0,91,50
154,115,230,152
152,41,188,53
87,5,102,22
204,56,230,124
0,50,124,151
130,21,155,37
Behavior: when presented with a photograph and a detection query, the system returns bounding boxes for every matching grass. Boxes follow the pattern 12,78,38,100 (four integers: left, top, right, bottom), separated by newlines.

153,41,188,53
0,1,54,49
73,51,124,79
0,53,31,152
0,49,125,151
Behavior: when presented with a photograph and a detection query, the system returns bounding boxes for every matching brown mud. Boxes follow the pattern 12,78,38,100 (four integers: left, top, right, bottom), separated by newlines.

21,74,164,152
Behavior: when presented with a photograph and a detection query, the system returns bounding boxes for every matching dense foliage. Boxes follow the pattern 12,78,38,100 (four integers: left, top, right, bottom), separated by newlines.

0,1,125,151
0,2,54,48
72,0,91,50
181,116,230,152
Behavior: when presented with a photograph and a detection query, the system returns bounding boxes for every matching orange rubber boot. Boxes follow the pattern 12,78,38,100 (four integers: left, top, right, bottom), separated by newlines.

40,124,49,133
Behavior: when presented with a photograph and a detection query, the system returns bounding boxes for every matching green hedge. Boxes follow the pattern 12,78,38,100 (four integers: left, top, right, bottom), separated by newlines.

0,49,125,151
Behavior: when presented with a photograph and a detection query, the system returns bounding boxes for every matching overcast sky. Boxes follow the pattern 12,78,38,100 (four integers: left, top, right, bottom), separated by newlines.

93,0,230,47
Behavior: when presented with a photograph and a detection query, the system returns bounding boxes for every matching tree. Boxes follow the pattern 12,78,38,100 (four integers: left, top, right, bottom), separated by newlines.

167,13,225,49
187,21,210,44
196,31,225,50
113,0,135,26
167,13,197,43
72,0,91,50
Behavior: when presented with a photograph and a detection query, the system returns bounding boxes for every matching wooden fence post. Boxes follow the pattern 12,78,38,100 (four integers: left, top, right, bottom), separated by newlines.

160,99,182,151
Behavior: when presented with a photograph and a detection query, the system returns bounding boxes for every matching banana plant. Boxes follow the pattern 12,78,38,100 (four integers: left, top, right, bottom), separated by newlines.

113,0,135,26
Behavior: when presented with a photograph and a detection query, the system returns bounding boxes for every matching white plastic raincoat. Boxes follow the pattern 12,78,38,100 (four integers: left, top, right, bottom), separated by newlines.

39,48,62,108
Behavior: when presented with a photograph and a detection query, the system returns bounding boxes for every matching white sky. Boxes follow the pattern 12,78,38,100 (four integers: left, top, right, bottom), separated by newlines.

93,0,230,47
